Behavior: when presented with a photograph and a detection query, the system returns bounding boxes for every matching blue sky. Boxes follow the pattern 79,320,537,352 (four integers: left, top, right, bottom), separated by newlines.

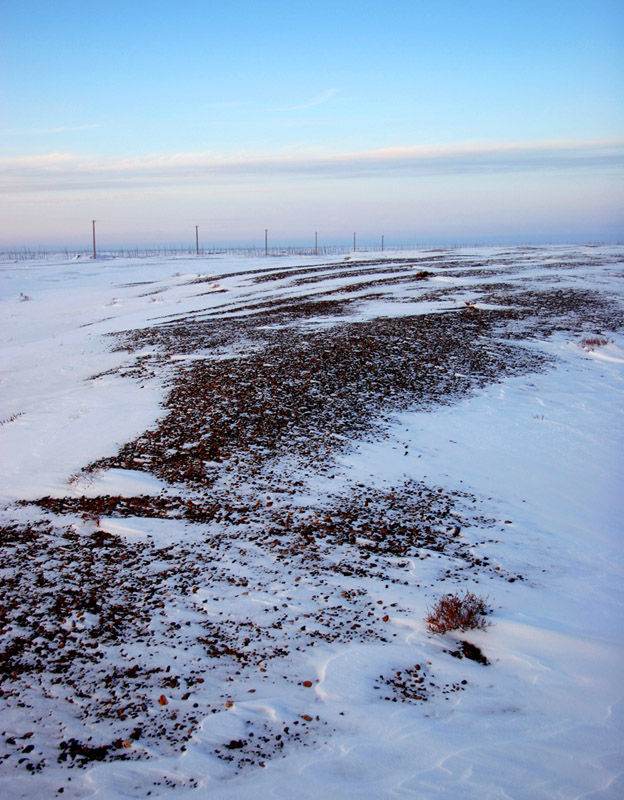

1,0,622,247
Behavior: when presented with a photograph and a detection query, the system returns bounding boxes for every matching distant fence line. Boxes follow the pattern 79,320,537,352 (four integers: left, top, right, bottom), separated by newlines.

0,243,425,262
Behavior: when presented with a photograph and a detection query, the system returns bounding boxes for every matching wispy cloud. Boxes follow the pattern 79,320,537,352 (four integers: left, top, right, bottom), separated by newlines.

1,140,622,194
0,124,102,136
273,88,338,112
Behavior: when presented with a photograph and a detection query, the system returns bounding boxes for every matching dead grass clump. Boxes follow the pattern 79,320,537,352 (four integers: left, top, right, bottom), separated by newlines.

426,590,491,634
580,336,609,350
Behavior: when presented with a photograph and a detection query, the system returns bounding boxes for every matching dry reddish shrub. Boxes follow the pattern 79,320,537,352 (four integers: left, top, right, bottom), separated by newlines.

426,590,491,634
580,336,609,350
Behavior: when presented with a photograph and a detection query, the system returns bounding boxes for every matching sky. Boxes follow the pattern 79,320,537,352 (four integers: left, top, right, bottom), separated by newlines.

1,0,623,249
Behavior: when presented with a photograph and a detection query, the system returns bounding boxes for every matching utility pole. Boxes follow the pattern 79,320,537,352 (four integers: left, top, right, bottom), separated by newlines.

195,225,199,255
315,231,318,256
92,220,97,260
265,229,268,256
381,234,384,252
353,232,356,252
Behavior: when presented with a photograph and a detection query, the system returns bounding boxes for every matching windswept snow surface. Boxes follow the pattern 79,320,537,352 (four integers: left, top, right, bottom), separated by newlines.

0,245,623,799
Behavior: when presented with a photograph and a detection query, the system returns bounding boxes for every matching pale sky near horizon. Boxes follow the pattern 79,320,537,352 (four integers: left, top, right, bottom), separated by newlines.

1,0,623,248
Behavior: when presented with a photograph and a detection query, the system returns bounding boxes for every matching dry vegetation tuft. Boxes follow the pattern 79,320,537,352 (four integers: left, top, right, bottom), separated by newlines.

426,591,491,634
580,336,610,350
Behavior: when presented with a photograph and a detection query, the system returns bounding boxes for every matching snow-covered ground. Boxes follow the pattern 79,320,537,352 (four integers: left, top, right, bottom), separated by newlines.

0,245,622,799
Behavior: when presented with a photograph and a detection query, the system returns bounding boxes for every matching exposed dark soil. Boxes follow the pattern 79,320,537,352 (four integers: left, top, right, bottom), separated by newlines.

89,305,552,489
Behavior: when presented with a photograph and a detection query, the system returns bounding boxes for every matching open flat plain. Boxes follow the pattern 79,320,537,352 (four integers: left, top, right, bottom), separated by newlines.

1,245,623,799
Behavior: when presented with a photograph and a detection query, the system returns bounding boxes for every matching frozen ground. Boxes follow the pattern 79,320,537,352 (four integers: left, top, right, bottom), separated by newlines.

0,245,622,799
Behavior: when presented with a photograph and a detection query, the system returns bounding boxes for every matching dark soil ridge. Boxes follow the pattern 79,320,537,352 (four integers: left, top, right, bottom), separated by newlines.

90,305,553,490
22,479,506,580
